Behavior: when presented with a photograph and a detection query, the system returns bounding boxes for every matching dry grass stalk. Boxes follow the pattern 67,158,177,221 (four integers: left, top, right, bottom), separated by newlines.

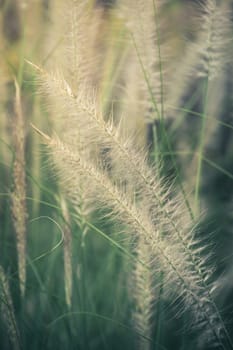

0,266,20,350
11,80,27,298
60,197,73,308
133,240,154,350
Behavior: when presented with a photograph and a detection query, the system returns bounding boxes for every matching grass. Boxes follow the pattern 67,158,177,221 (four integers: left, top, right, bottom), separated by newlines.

1,0,233,349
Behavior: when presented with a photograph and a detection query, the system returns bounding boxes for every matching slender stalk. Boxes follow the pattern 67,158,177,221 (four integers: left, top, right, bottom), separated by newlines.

11,80,27,298
194,77,209,215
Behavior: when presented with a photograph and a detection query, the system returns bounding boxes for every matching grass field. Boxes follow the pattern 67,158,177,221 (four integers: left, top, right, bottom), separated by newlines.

1,1,233,349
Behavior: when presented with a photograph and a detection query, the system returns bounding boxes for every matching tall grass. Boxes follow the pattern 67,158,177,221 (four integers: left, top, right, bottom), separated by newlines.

11,79,27,298
1,0,233,349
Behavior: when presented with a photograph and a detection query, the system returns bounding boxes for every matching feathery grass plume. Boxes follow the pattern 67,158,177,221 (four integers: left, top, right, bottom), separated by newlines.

31,62,233,346
194,0,232,81
39,0,106,147
45,0,103,93
0,266,20,350
33,125,233,349
165,0,233,214
69,184,91,242
132,240,154,350
193,0,233,214
168,0,232,106
117,0,169,124
32,65,191,245
64,0,100,90
166,0,232,115
11,79,27,298
60,197,73,309
30,0,233,345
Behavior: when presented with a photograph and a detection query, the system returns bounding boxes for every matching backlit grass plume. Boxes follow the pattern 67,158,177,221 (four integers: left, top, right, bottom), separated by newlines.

32,117,232,349
118,0,169,122
29,0,233,349
195,0,232,81
194,0,232,214
165,0,233,215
